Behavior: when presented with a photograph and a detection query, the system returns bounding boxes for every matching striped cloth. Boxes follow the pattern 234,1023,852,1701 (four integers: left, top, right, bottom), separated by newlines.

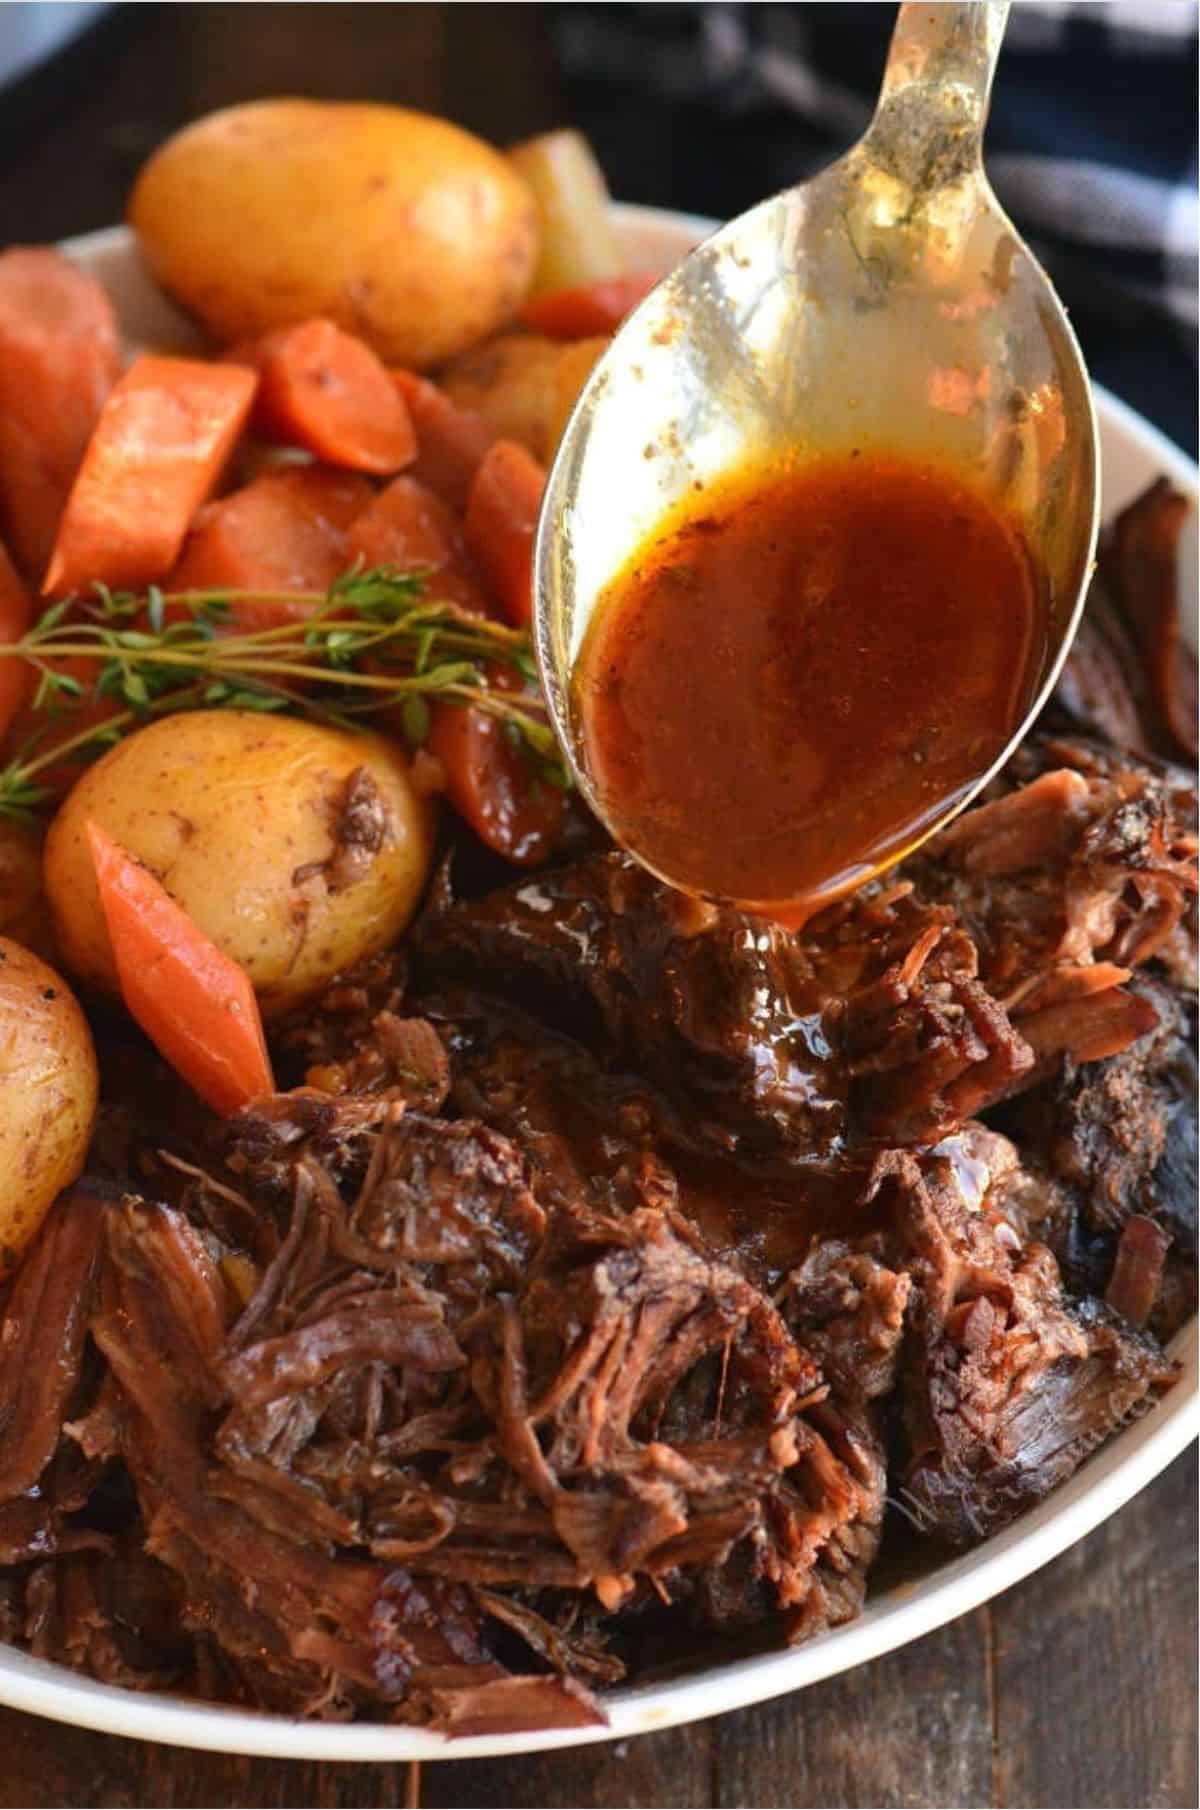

551,1,1199,452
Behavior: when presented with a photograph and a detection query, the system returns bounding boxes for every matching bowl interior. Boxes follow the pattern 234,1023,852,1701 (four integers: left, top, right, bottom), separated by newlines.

4,211,1193,1763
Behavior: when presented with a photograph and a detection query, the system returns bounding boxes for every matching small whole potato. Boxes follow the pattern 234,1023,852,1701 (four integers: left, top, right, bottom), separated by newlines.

0,937,98,1276
129,100,539,369
45,712,435,1017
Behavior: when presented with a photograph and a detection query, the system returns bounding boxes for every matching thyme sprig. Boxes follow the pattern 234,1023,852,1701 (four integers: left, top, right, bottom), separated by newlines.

0,567,568,821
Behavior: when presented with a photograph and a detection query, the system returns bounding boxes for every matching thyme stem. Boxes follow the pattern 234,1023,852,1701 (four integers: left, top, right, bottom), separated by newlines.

0,568,566,821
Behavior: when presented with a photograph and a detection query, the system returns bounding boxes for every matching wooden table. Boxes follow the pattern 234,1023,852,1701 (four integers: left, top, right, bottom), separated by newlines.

0,7,1194,1805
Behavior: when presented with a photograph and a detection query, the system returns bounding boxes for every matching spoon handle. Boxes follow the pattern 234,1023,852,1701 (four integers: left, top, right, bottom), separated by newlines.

864,1,1010,187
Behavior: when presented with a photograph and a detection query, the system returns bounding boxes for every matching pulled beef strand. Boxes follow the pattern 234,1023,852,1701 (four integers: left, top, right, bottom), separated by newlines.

0,1185,104,1505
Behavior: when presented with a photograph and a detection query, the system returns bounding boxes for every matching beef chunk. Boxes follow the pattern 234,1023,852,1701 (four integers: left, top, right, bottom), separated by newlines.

419,853,1043,1156
0,1185,105,1505
1105,1216,1172,1330
421,776,1193,1169
423,1672,607,1735
347,1113,544,1295
47,1095,888,1715
827,902,1035,1139
994,977,1197,1333
418,852,848,1160
913,741,1196,1037
1000,977,1184,1234
452,1208,812,1595
1047,481,1196,763
777,1239,911,1407
869,1144,1174,1545
1108,480,1197,762
21,1546,190,1691
1049,569,1154,756
436,996,680,1217
272,950,407,1077
269,953,452,1113
305,1014,451,1113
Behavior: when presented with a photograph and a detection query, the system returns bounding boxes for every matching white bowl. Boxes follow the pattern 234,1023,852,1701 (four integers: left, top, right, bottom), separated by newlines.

0,209,1192,1762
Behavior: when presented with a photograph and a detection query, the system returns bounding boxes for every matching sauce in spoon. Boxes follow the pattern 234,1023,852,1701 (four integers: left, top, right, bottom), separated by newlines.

573,452,1047,920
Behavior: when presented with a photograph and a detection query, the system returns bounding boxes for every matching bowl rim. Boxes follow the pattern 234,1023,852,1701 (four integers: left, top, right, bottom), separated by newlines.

0,208,1193,1763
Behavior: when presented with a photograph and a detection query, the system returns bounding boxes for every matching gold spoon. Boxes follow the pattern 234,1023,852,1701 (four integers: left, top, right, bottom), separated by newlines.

533,0,1100,911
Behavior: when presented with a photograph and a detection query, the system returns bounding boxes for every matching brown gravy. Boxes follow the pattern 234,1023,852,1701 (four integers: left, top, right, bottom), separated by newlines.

575,453,1047,917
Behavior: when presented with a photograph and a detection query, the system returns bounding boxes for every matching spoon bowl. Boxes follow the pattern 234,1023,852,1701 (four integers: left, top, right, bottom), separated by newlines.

534,0,1100,914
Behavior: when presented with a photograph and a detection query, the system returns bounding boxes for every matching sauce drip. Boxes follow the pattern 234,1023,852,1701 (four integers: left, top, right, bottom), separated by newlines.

575,453,1047,915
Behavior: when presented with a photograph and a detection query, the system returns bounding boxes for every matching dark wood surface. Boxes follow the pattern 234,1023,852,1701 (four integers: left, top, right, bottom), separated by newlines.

0,7,1193,1805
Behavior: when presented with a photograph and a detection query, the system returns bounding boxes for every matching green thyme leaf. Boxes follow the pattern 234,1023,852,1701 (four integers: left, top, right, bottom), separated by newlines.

401,694,431,747
0,565,568,820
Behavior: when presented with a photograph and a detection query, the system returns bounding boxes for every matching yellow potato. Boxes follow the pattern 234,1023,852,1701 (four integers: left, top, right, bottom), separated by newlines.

45,712,435,1018
441,331,608,462
0,820,47,951
128,100,540,369
0,937,97,1277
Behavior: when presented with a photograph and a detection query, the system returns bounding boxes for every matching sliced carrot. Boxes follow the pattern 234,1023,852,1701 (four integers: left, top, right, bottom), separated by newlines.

86,821,273,1115
390,369,494,508
2,653,123,799
462,439,546,628
0,249,121,581
347,474,492,615
250,319,417,475
426,697,564,866
43,355,258,596
0,541,33,740
519,274,658,339
168,466,373,626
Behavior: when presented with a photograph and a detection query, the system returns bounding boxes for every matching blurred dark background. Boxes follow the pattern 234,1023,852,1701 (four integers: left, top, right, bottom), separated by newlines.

0,2,1194,451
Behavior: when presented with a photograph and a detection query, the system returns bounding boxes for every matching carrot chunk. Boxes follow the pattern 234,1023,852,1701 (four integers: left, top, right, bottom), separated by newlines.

462,439,546,628
0,248,121,581
347,475,491,615
43,355,258,596
169,466,373,625
251,319,417,475
390,369,494,507
519,274,658,339
2,653,124,799
426,697,563,866
0,541,33,740
86,821,273,1115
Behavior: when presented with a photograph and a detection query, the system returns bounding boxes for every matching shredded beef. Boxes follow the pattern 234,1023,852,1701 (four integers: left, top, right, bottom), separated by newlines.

867,1143,1175,1545
910,741,1196,1042
0,476,1192,1732
993,976,1197,1335
417,853,1047,1155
